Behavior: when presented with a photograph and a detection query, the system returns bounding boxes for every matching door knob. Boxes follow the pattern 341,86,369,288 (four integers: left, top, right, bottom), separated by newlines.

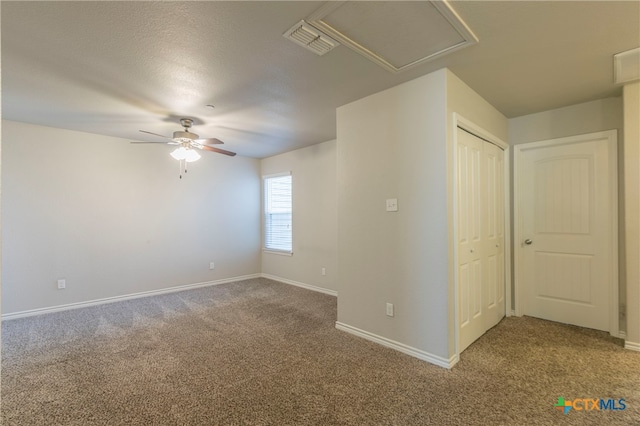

524,239,533,245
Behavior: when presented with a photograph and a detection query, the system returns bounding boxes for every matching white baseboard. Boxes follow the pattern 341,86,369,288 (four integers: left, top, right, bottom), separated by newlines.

1,274,261,321
335,321,457,369
625,340,640,351
261,273,337,297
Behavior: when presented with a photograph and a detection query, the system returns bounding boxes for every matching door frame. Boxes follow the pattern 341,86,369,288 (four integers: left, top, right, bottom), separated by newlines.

513,130,619,337
452,114,511,361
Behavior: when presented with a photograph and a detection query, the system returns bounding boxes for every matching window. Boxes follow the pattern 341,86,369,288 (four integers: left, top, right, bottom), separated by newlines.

263,173,292,254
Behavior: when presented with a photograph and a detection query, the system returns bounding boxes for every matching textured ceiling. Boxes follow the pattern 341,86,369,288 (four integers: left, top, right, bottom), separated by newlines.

2,1,639,158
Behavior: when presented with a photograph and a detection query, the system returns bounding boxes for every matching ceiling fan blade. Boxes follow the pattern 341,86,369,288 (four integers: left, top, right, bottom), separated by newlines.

139,130,174,140
200,145,236,156
194,138,224,145
130,141,180,145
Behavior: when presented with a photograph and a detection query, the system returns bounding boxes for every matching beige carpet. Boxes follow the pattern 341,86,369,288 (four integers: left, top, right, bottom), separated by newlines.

2,278,639,425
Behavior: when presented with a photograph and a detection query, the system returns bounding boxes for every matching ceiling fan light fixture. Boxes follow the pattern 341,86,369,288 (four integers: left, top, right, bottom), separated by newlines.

184,149,201,163
170,146,188,160
170,146,201,162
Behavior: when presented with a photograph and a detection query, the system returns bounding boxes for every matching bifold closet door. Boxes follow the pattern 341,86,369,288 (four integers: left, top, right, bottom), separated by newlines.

458,128,505,352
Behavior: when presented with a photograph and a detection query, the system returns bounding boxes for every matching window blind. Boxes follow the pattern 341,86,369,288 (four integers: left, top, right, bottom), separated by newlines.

264,174,292,252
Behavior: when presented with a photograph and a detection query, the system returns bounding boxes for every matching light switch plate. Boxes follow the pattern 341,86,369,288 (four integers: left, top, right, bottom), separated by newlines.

386,198,398,212
386,302,394,317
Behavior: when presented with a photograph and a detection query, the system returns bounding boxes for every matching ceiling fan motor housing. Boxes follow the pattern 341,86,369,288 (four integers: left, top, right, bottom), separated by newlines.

173,130,199,141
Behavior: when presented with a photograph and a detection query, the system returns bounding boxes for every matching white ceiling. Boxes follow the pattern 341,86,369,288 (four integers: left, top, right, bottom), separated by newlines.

2,1,639,158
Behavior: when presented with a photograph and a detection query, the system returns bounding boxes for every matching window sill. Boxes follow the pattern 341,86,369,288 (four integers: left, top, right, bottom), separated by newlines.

263,249,293,257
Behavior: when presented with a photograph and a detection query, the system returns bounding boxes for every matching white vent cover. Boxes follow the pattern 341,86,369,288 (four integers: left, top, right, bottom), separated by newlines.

614,47,640,84
283,20,339,56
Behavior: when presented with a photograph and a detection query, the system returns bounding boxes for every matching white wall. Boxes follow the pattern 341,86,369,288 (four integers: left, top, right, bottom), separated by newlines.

2,121,261,314
260,140,337,292
508,97,625,329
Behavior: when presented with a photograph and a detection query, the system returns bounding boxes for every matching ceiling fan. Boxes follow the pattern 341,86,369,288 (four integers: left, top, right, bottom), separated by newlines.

132,118,236,178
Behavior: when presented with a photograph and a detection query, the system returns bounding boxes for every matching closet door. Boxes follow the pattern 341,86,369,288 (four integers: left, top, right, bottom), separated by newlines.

457,128,505,352
483,141,506,330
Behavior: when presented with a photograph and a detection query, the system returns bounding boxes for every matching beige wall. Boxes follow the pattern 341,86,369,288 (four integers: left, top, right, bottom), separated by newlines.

623,82,640,347
336,68,507,364
2,121,261,314
508,97,623,145
446,70,509,142
445,70,508,356
260,140,337,292
508,97,625,331
337,69,450,361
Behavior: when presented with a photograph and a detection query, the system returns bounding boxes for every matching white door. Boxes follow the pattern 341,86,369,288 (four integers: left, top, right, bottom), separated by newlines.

516,131,617,332
458,128,506,352
484,142,506,330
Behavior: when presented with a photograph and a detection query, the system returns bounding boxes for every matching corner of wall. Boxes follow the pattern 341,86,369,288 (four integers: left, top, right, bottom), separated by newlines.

445,73,508,358
259,140,338,293
623,81,640,346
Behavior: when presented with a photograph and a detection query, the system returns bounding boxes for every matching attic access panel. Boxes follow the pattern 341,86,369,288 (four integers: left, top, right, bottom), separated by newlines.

307,0,477,73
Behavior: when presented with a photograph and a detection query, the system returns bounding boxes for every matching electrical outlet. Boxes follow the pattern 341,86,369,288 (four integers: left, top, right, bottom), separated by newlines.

57,279,66,290
321,267,326,276
209,262,215,270
386,198,398,212
386,302,394,317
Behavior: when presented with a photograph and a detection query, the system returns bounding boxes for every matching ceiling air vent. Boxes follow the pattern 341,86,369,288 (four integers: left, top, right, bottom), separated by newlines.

283,20,339,56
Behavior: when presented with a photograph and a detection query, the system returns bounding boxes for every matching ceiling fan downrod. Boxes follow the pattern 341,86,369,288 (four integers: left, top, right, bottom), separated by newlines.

180,118,194,130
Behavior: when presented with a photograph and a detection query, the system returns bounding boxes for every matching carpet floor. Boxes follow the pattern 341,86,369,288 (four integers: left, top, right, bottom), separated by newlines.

2,278,639,425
